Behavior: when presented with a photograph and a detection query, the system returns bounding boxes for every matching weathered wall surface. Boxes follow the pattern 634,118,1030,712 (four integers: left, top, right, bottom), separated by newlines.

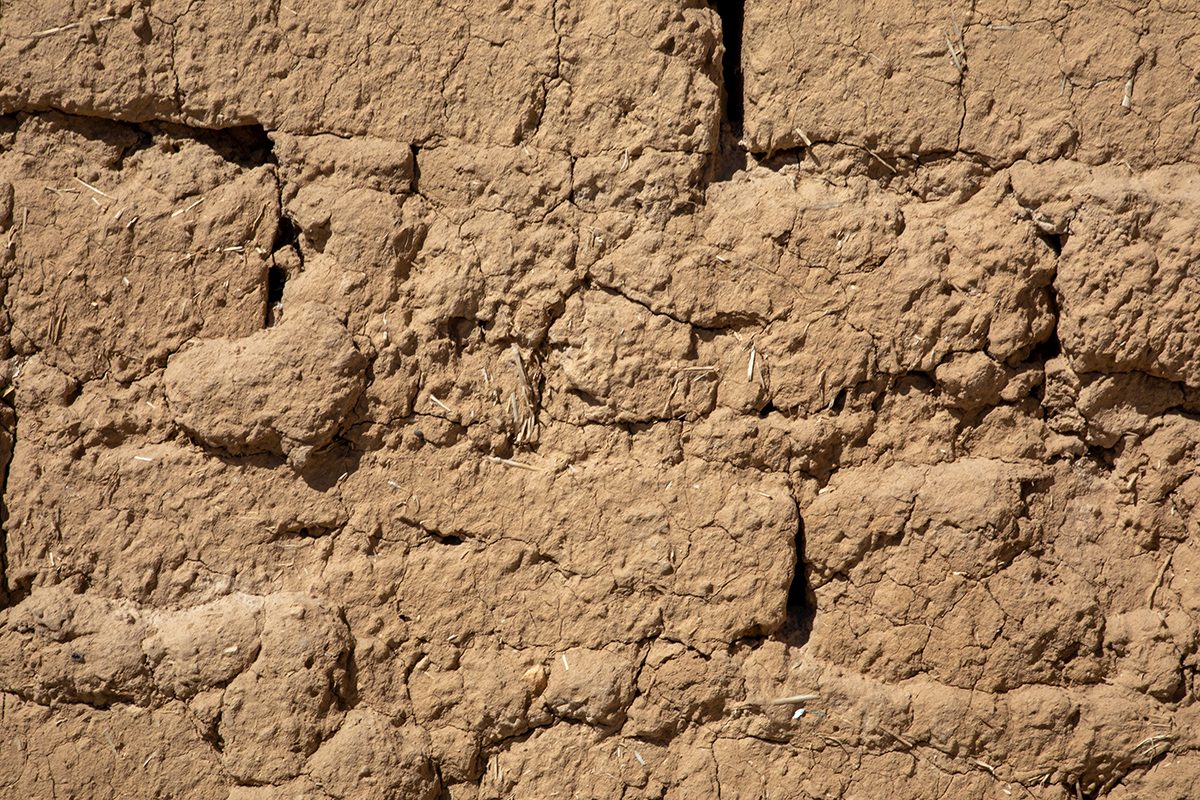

2,1,1200,798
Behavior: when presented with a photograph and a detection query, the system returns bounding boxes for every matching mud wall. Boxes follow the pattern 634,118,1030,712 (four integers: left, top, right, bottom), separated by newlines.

2,1,1200,798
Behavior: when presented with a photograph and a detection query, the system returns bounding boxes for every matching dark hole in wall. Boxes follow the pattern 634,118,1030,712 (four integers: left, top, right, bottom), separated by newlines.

338,646,360,710
266,264,288,307
1037,230,1065,256
209,727,226,754
271,209,301,257
0,403,14,609
784,518,814,644
715,0,744,129
827,387,846,414
410,144,423,194
1030,328,1062,362
1029,314,1062,407
1029,283,1062,364
141,121,274,170
0,502,8,607
266,214,301,328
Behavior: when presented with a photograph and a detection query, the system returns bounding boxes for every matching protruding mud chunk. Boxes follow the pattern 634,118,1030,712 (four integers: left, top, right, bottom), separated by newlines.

13,356,79,409
308,710,440,800
543,648,636,728
935,351,1009,410
218,594,354,784
165,302,366,469
142,593,264,700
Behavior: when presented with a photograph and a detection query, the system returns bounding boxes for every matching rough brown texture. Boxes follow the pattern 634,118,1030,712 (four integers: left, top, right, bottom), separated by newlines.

2,2,1200,798
164,302,368,469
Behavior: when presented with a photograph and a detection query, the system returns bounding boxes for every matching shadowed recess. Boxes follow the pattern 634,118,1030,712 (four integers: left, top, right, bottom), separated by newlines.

784,517,813,645
715,0,744,128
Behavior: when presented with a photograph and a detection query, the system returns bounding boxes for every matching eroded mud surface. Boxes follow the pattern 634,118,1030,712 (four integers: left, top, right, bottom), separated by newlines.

2,2,1200,798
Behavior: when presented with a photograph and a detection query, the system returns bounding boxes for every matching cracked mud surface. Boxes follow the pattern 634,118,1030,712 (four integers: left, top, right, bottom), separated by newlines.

3,2,1200,798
